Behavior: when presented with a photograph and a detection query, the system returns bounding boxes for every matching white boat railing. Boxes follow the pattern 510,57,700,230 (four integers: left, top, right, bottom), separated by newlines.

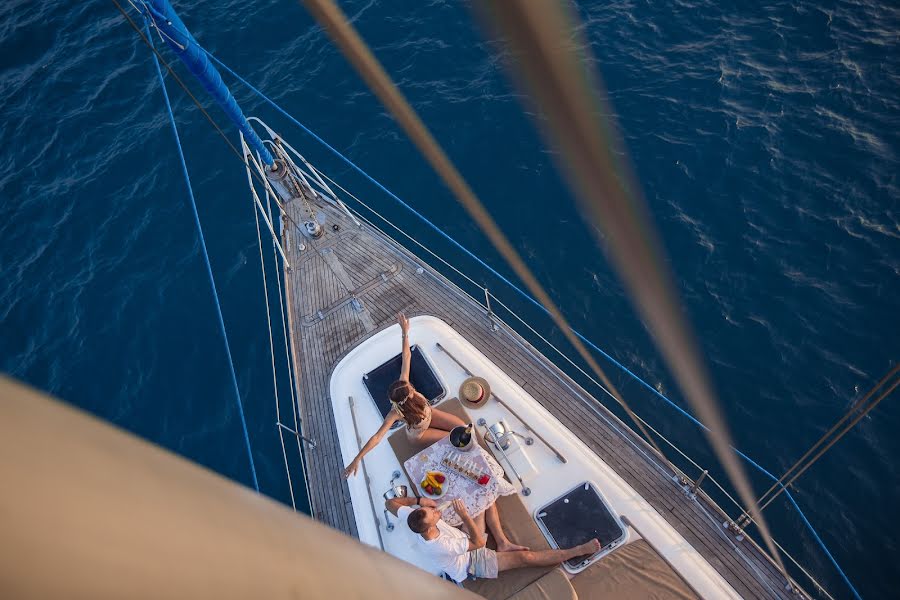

303,169,837,600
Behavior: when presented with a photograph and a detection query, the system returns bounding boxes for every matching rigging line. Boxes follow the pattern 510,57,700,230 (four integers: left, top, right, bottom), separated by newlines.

477,1,790,584
297,0,668,464
143,18,259,492
117,1,314,503
728,446,861,600
760,375,899,514
114,1,244,175
754,364,899,511
112,0,311,244
197,39,730,456
783,488,862,600
248,136,296,510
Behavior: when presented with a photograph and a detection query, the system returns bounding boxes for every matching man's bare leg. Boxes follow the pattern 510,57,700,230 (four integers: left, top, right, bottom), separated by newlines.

497,539,600,572
485,502,528,552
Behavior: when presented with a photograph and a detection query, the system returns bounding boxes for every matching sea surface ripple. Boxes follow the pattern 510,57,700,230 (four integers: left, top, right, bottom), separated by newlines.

1,1,897,597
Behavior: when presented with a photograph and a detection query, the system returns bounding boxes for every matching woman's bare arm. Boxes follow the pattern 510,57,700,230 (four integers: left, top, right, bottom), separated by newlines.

398,312,411,382
343,410,400,478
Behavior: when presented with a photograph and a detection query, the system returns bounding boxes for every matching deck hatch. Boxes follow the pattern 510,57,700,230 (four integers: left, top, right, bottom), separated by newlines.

535,482,626,570
362,345,446,421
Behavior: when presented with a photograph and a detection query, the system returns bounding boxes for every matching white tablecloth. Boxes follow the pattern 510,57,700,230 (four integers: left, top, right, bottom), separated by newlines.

405,436,516,526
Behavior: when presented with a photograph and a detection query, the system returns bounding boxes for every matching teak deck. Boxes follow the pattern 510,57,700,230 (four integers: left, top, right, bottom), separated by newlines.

280,196,800,600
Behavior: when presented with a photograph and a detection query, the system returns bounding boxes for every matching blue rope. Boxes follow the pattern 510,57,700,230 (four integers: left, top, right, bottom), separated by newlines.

147,26,259,492
784,489,863,600
197,46,859,595
733,450,863,598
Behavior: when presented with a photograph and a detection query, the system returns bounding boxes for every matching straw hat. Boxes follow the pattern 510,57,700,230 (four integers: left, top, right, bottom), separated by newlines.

459,376,491,409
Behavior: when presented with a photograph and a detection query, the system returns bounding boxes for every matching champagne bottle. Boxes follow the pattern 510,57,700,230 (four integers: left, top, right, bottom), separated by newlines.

450,423,473,449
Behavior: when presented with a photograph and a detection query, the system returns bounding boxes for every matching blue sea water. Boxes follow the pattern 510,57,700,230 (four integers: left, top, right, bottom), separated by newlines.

1,0,897,597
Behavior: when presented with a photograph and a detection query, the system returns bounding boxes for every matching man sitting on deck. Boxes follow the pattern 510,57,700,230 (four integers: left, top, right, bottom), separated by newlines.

386,496,600,583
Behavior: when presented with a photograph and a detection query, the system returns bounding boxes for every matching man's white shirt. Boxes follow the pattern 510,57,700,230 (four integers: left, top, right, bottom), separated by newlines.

397,505,470,582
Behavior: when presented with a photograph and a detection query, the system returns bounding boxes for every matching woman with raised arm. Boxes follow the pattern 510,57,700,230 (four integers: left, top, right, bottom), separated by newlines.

343,313,466,478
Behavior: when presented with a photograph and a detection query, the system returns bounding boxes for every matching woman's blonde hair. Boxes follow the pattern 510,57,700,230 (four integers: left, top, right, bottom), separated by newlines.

388,380,428,425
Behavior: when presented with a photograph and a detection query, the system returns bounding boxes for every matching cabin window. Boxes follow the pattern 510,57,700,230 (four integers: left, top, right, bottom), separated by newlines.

363,345,446,421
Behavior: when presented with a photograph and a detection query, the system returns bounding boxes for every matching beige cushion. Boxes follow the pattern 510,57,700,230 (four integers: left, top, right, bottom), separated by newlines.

508,568,577,600
463,493,554,599
570,539,698,600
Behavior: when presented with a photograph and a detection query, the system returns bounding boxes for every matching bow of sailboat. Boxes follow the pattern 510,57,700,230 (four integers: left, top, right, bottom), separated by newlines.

6,1,882,598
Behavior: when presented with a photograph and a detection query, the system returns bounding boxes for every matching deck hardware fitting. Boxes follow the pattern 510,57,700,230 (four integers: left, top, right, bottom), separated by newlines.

736,513,753,528
416,267,424,275
689,469,708,495
382,479,408,533
478,422,529,496
436,342,567,463
722,520,745,541
303,219,323,238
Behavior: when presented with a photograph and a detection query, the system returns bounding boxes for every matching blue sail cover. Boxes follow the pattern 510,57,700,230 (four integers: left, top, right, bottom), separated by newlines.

146,0,274,165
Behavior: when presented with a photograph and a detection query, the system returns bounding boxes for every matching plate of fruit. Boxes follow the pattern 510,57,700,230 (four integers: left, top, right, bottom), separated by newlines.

420,471,448,498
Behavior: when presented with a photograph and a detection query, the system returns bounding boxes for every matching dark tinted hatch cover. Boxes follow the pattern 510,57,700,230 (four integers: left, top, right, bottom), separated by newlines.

362,345,445,419
536,482,626,568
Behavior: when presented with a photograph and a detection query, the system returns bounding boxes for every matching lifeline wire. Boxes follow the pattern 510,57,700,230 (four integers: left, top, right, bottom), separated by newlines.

247,134,294,508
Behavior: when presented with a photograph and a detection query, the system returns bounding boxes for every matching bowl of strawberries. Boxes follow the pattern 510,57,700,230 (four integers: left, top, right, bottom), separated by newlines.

420,470,448,498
